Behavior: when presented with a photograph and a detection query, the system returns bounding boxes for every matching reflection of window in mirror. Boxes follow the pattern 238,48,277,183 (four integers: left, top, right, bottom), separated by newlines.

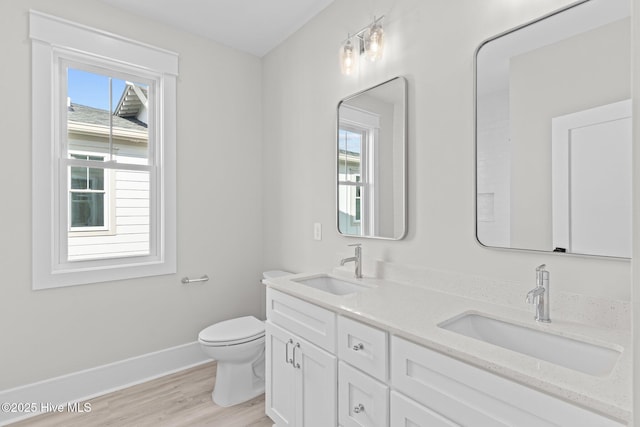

338,106,380,236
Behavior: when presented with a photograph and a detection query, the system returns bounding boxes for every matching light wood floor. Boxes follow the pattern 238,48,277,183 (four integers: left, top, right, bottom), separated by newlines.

10,362,273,427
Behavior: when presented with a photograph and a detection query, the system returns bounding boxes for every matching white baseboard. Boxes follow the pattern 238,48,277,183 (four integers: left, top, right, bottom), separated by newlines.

0,341,210,426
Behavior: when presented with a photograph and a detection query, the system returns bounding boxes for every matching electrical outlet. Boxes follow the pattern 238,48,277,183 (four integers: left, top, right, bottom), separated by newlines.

313,223,322,241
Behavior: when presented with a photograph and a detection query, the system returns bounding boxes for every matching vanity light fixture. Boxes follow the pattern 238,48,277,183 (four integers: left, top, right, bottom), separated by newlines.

340,15,385,75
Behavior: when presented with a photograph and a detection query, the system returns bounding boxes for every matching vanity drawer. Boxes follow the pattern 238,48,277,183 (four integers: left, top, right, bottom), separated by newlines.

391,336,624,427
338,315,388,381
339,361,388,427
390,391,459,427
266,288,336,352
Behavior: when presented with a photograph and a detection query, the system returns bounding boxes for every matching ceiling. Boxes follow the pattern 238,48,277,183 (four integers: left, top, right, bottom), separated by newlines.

99,0,335,57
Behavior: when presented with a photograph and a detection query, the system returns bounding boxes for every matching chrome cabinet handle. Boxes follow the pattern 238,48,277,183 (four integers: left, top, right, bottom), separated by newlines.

285,338,294,365
352,343,364,351
293,343,301,369
353,403,365,414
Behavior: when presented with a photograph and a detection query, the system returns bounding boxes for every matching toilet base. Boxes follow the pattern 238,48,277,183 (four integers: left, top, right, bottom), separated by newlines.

212,350,265,407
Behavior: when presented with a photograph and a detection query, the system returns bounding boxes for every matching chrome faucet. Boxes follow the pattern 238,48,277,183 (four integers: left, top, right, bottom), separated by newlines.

526,264,551,323
340,244,362,279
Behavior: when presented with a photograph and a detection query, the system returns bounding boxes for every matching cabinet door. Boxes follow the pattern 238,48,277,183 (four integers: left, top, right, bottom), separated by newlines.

338,362,388,427
390,391,459,427
295,335,338,427
338,316,388,382
266,322,296,426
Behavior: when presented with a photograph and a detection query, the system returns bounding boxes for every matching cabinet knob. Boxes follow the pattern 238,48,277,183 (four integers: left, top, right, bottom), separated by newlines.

352,343,364,351
353,403,365,414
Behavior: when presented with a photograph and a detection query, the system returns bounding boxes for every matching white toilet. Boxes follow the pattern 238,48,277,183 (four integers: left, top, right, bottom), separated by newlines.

198,270,290,407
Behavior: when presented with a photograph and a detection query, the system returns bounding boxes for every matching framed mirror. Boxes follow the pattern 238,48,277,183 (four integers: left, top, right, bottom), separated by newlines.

337,76,407,240
475,0,630,258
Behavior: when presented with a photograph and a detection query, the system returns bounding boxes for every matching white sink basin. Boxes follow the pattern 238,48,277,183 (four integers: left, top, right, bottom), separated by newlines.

439,313,621,376
293,275,372,296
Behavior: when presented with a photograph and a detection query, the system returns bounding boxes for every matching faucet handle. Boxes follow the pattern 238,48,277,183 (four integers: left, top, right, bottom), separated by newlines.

348,243,362,247
536,264,546,272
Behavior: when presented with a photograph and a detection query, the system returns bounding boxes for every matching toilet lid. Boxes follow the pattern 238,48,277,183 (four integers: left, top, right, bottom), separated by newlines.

199,316,264,344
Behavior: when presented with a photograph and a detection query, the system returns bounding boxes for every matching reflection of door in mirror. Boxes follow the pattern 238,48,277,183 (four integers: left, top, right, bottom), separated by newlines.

551,100,631,258
475,0,630,257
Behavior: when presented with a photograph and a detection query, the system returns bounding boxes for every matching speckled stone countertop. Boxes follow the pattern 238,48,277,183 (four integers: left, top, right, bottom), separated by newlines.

264,269,631,424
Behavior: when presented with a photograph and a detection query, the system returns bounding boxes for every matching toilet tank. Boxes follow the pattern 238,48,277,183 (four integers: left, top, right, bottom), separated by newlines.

262,270,292,281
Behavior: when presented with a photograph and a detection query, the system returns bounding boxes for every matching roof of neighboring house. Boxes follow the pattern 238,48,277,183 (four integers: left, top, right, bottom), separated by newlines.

114,83,148,118
68,103,147,131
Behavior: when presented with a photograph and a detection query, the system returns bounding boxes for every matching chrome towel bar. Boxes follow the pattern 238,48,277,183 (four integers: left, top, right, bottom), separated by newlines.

181,275,209,284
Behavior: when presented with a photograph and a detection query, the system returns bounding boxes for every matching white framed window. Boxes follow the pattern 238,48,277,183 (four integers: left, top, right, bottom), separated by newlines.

30,11,178,289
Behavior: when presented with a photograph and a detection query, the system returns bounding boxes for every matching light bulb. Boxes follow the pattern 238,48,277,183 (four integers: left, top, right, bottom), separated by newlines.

365,21,384,61
340,38,358,75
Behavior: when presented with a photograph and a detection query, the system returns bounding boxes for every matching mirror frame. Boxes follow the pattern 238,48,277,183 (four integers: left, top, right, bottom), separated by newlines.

473,0,630,259
336,76,408,240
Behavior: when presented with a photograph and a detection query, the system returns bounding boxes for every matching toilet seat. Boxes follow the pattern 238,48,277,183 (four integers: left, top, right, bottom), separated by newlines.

199,316,265,346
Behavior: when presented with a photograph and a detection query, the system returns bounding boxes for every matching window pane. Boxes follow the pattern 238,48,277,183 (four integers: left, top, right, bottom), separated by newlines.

338,128,362,182
68,169,150,262
89,168,104,190
338,184,362,236
67,68,150,166
71,192,104,227
70,167,88,189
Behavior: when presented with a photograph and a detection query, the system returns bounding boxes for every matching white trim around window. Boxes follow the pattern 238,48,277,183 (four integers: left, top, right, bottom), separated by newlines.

31,11,178,290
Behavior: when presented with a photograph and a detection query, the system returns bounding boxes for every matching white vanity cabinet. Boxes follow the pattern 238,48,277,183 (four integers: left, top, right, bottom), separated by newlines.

266,289,337,427
265,287,625,427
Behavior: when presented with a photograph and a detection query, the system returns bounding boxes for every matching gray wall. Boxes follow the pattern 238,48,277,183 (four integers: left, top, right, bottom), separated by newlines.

0,0,263,389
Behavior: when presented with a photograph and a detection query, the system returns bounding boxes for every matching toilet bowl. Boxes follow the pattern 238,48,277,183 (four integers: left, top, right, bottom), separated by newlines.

198,270,291,407
199,316,266,407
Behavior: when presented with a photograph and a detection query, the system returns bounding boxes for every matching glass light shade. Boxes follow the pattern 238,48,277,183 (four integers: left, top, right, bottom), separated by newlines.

340,38,358,75
364,22,384,61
